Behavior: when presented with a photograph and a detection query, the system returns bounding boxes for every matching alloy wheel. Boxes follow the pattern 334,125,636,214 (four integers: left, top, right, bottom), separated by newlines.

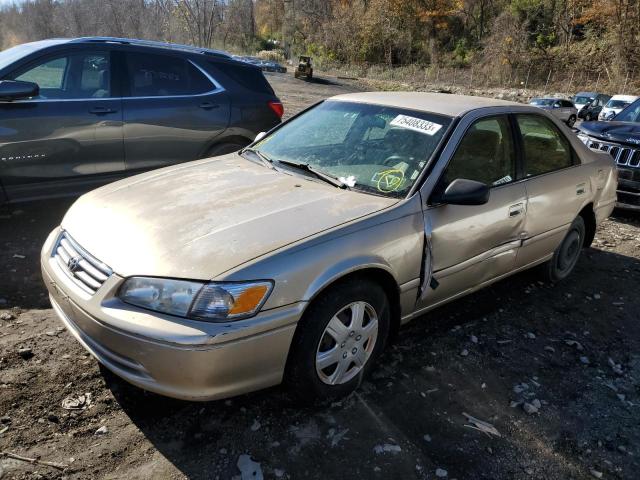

315,301,378,385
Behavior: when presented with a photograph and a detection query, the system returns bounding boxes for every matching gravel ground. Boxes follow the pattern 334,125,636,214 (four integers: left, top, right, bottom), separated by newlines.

1,72,639,480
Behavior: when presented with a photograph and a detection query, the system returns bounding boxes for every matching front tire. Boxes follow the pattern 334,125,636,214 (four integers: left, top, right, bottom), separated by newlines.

542,215,585,282
567,115,576,127
285,278,390,402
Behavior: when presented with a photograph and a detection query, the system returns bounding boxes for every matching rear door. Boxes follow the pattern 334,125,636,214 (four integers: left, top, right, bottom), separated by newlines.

121,51,230,172
514,113,589,268
562,100,576,118
0,49,124,201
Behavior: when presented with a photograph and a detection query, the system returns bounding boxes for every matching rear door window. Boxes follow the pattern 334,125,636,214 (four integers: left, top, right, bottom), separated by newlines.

516,114,574,177
125,52,213,97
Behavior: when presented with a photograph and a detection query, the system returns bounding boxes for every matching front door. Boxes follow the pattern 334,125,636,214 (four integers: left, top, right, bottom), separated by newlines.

419,115,527,308
0,50,124,201
121,51,230,172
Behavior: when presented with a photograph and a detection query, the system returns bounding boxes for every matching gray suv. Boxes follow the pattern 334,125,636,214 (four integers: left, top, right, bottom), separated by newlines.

0,37,283,203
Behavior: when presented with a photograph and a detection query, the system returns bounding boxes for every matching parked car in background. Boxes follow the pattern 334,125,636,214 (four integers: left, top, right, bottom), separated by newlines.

42,92,617,402
529,97,578,126
578,97,640,210
598,94,638,120
0,37,283,204
573,92,611,121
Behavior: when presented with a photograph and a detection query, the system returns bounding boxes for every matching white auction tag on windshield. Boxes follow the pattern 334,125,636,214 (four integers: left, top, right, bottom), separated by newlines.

389,115,443,136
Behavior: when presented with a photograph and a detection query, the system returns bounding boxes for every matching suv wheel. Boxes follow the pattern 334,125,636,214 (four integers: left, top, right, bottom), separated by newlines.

542,215,585,282
584,112,592,121
285,279,390,402
567,115,576,127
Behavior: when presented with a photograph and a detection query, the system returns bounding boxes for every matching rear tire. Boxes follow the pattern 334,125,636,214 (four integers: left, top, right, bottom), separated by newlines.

204,141,248,158
541,215,585,283
584,112,592,121
285,278,390,403
567,115,576,127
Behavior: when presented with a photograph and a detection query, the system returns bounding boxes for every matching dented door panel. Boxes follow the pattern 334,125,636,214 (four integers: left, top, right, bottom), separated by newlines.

418,183,527,308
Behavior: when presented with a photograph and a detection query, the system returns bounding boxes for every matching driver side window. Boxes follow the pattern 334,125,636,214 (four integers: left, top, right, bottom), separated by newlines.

10,52,111,100
443,116,516,188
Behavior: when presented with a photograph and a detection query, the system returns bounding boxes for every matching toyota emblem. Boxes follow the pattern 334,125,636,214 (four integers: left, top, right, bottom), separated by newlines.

67,256,82,272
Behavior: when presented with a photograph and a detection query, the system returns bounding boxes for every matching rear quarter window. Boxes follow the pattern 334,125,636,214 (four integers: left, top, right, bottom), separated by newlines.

212,60,274,95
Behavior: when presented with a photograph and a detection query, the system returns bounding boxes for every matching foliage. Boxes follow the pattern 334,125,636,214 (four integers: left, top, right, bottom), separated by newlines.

1,0,640,85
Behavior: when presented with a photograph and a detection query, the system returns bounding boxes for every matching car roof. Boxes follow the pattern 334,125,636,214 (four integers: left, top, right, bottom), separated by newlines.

70,37,232,58
610,94,638,101
57,37,232,58
330,92,524,117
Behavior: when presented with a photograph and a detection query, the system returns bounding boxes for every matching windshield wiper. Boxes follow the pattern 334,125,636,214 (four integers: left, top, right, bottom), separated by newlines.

241,147,274,169
276,159,347,189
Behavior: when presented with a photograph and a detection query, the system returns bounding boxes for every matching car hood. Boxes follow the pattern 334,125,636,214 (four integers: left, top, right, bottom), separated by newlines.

62,155,398,279
579,121,640,146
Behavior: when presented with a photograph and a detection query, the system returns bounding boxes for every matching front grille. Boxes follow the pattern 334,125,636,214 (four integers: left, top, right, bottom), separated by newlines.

585,139,640,168
52,232,112,294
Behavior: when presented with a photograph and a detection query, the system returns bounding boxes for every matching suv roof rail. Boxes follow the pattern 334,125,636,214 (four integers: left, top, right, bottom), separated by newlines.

69,37,232,59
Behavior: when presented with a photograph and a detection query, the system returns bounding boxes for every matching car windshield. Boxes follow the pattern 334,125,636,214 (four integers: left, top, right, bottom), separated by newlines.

253,100,452,197
613,98,640,122
574,95,594,106
530,99,554,106
606,100,633,109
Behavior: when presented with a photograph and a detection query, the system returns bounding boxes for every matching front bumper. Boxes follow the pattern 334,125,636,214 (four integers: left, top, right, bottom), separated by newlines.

617,168,640,211
41,229,302,401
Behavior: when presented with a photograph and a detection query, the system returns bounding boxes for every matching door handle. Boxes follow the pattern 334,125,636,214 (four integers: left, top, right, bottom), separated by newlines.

199,102,220,110
508,203,524,217
89,106,116,115
576,183,586,195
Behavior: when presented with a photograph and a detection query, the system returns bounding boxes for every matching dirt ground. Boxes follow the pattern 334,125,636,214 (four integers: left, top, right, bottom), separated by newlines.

1,72,639,480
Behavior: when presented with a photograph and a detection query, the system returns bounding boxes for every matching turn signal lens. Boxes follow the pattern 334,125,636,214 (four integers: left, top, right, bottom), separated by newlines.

189,281,273,322
228,284,270,315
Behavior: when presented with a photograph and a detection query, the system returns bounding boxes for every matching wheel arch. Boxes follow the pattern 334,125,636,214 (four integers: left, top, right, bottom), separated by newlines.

201,135,252,158
578,202,596,248
302,266,403,343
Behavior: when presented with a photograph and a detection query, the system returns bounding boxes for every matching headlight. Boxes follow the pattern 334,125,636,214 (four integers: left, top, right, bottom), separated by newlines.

190,281,273,321
119,277,272,322
576,132,589,144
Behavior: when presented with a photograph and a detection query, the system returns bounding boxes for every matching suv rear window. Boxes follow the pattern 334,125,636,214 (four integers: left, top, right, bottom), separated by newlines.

125,52,213,97
214,60,274,95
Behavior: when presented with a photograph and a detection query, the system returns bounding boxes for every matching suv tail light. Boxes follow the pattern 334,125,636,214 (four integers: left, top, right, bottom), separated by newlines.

268,101,284,119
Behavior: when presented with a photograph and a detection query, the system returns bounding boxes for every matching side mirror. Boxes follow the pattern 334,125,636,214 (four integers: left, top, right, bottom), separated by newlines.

254,131,267,142
433,178,490,206
553,103,561,108
0,80,39,101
